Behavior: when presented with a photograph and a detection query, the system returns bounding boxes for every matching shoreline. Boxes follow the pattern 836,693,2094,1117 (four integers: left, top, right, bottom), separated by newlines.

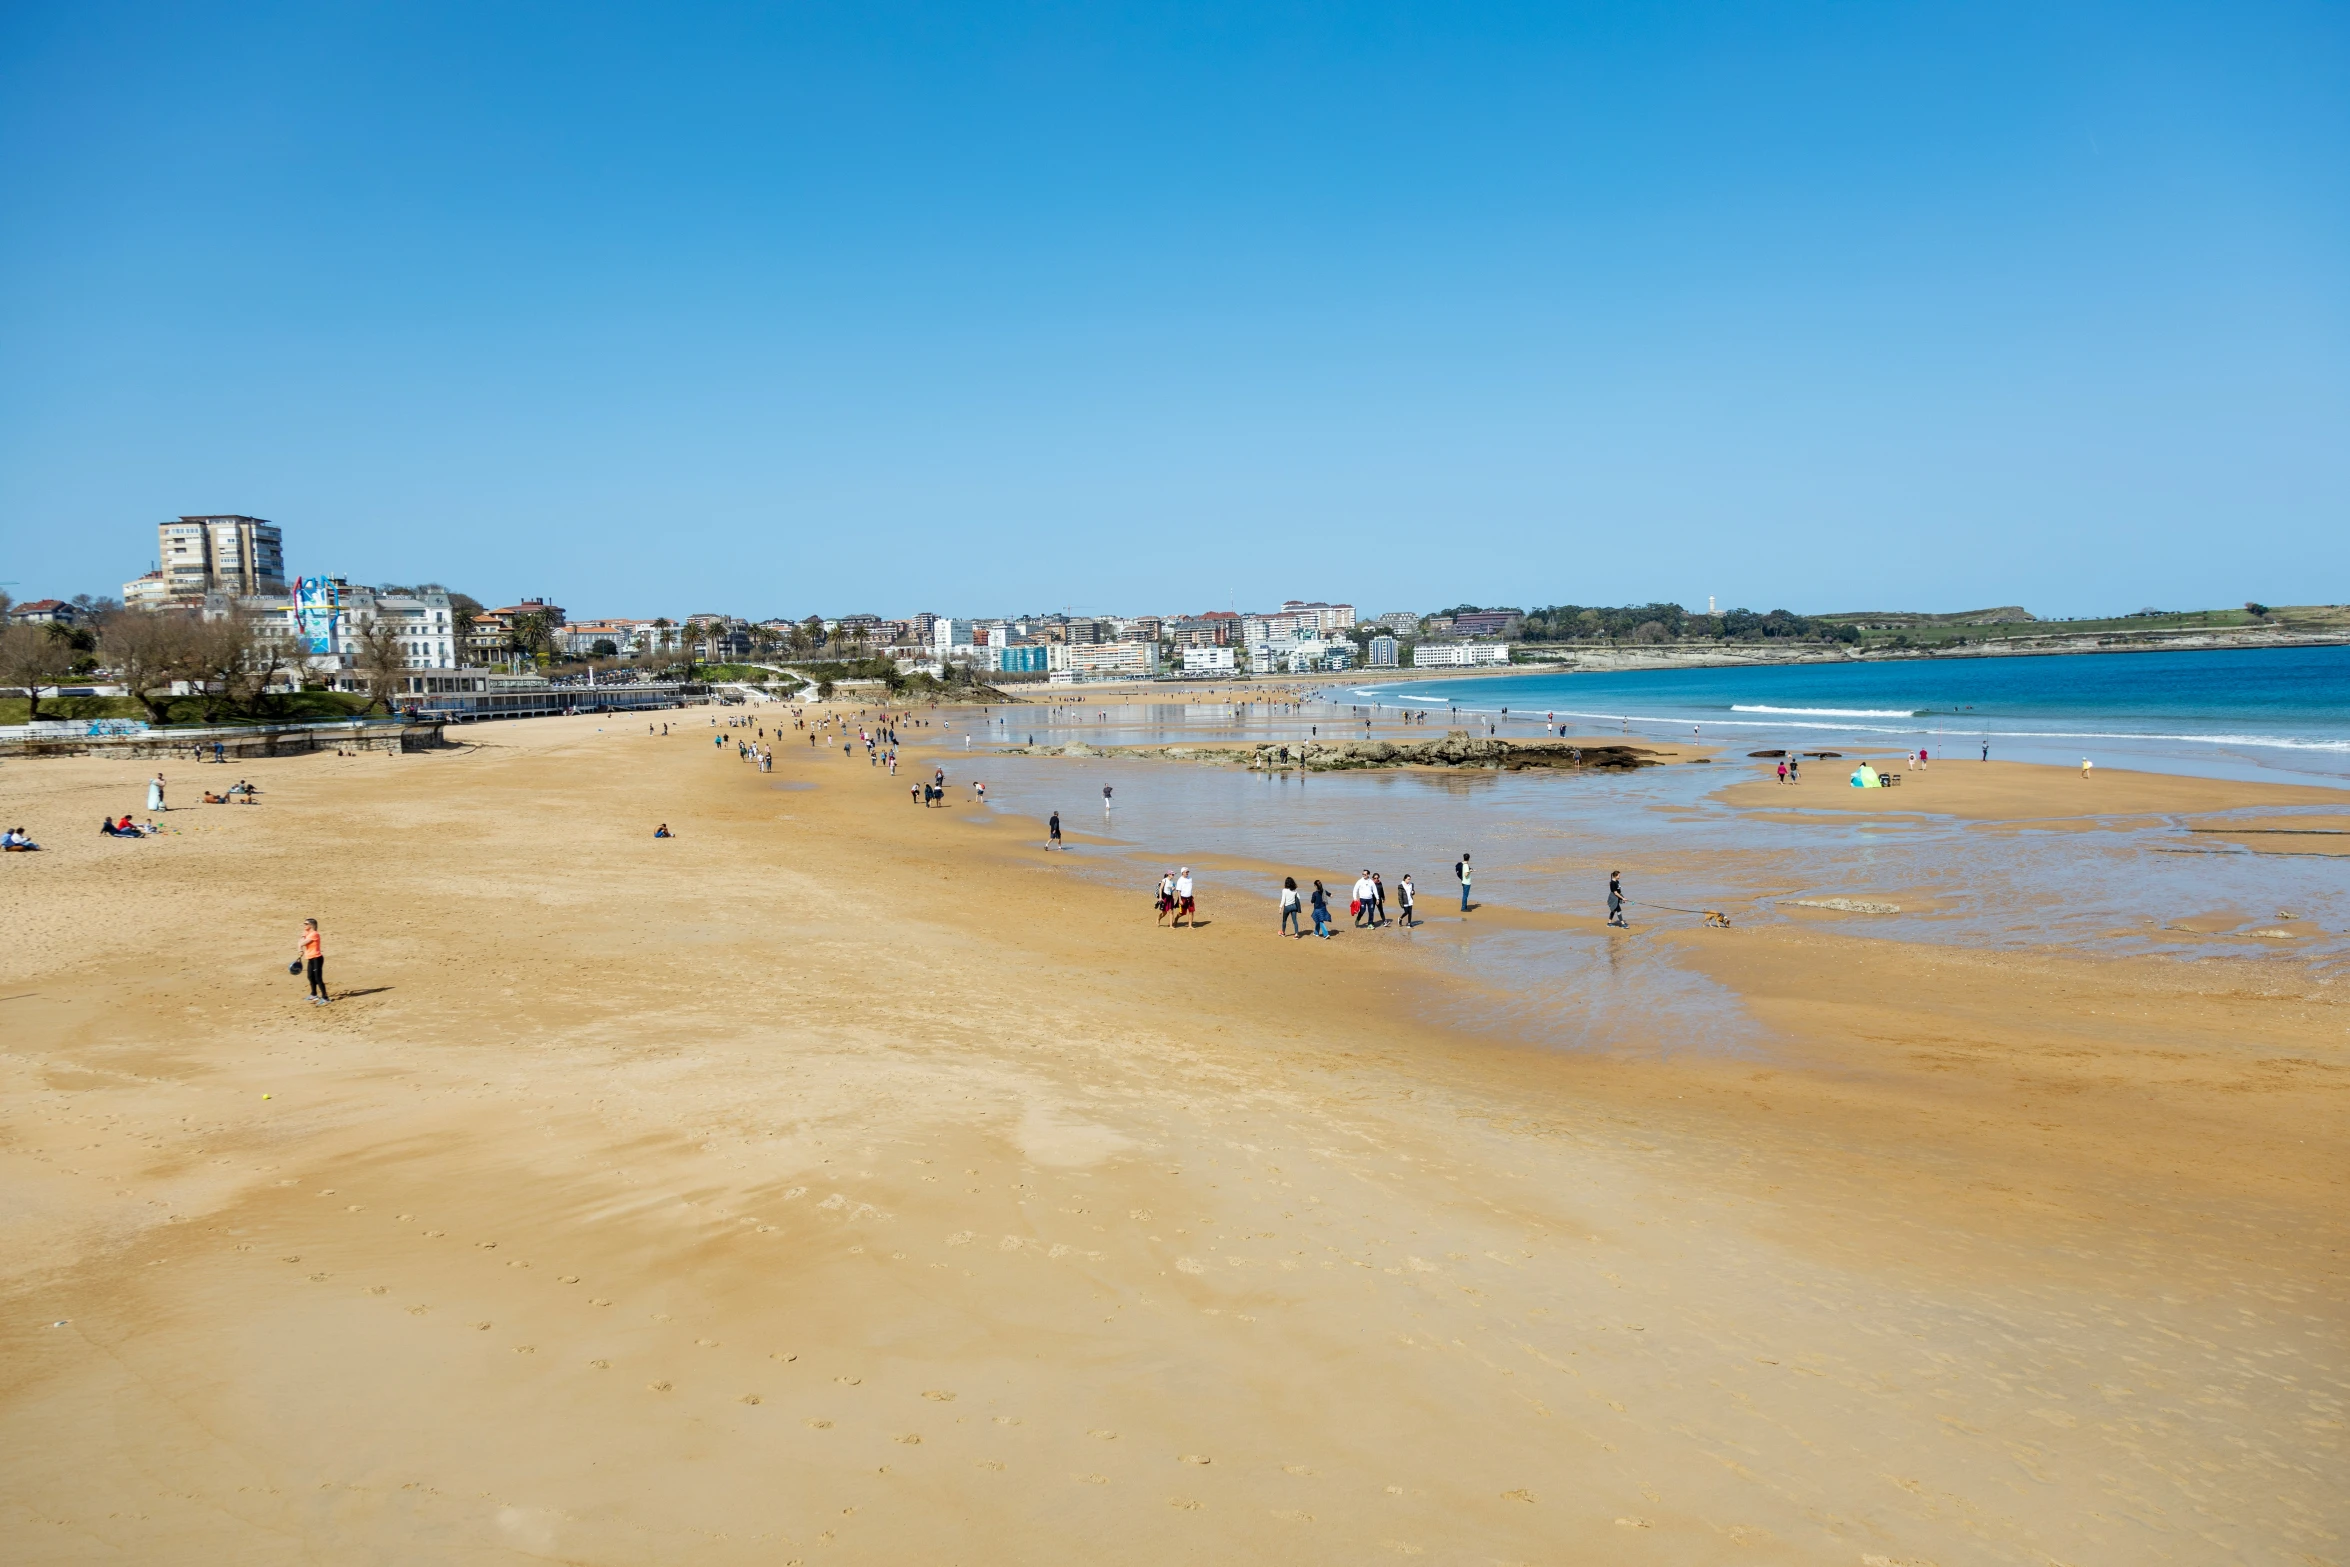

1,704,2341,1563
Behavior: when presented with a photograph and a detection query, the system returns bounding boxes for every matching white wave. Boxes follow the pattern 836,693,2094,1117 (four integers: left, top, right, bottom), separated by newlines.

1523,707,2350,753
1731,704,1923,718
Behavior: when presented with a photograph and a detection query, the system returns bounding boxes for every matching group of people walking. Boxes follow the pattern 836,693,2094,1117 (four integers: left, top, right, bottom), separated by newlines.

1276,869,1418,938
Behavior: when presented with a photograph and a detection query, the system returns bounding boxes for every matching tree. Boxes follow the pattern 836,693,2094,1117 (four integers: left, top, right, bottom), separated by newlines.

355,616,409,713
506,611,554,666
216,608,292,718
2245,601,2270,617
440,591,485,660
98,610,195,722
0,621,76,721
181,611,258,723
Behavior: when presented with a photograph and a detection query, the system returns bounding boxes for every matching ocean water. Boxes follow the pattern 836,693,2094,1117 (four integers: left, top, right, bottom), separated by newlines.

1356,644,2350,786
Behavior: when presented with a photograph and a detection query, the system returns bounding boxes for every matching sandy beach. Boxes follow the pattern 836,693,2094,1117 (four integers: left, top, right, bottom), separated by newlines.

2,707,2343,1565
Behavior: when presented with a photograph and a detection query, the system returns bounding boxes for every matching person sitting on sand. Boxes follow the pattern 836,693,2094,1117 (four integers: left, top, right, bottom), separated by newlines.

3,826,39,851
654,824,672,838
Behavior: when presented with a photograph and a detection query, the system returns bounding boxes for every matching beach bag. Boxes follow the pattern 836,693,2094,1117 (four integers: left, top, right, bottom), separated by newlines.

1349,899,1360,917
288,959,302,976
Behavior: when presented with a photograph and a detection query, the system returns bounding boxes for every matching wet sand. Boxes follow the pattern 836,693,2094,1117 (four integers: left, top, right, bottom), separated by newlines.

1,710,2343,1564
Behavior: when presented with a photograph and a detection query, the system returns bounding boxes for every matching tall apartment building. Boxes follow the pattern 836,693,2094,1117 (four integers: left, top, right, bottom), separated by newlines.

1048,641,1160,681
1280,600,1357,632
153,516,287,600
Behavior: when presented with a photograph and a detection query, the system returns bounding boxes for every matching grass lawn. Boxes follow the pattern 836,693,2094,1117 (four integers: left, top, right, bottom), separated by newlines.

1,691,376,727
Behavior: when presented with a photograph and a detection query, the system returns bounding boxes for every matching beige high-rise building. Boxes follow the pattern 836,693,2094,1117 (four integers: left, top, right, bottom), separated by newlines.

148,515,287,601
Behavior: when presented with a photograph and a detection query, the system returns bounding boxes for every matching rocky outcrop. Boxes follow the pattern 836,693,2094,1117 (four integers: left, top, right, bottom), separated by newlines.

998,735,1665,773
1246,735,1661,772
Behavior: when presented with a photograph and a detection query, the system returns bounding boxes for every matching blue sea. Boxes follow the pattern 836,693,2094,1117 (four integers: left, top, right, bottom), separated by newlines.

1359,644,2350,786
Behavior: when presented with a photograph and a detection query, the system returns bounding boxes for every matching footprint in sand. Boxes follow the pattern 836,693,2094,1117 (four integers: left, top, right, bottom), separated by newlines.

559,1275,579,1284
894,1434,922,1445
741,1394,762,1405
1169,1498,1201,1509
771,1352,798,1363
835,1375,861,1386
514,1345,535,1354
589,1298,611,1306
1089,1429,1118,1441
976,1460,1005,1471
805,1418,833,1429
1077,1474,1107,1485
1283,1465,1314,1476
922,1390,955,1401
1273,1510,1314,1523
695,1338,720,1348
647,1381,672,1392
1501,1489,1533,1503
365,1285,388,1296
474,1322,492,1331
1179,1454,1211,1466
589,1360,611,1370
407,1306,428,1316
280,1255,302,1263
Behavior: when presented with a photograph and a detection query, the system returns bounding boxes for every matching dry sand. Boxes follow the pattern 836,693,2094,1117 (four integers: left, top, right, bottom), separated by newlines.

2,709,2344,1565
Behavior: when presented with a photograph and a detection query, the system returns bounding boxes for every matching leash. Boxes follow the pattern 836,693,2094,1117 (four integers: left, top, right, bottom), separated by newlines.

1627,900,1733,928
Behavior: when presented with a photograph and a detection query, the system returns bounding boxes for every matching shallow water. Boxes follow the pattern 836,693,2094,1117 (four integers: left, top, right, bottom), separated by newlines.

929,702,2347,1056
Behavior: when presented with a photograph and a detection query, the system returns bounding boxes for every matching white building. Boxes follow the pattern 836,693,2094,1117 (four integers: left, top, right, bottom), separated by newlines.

931,618,978,656
1048,641,1161,681
1411,641,1511,669
245,586,459,677
1180,646,1236,676
1367,634,1399,669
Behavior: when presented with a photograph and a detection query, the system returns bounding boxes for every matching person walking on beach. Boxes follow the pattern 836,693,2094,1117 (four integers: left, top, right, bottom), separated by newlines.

1607,871,1628,928
1371,872,1389,927
1352,871,1374,928
1789,757,1800,783
1309,879,1332,938
148,773,166,812
1173,868,1196,928
1279,877,1303,937
1158,872,1177,925
1776,759,1788,785
1048,811,1062,850
1456,852,1473,912
297,918,328,1004
1398,874,1416,927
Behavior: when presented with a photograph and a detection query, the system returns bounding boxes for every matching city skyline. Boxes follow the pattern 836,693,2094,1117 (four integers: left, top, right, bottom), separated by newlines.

4,4,2345,615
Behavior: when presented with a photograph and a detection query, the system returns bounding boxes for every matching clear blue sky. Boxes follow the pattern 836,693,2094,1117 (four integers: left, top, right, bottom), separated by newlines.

3,2,2344,621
